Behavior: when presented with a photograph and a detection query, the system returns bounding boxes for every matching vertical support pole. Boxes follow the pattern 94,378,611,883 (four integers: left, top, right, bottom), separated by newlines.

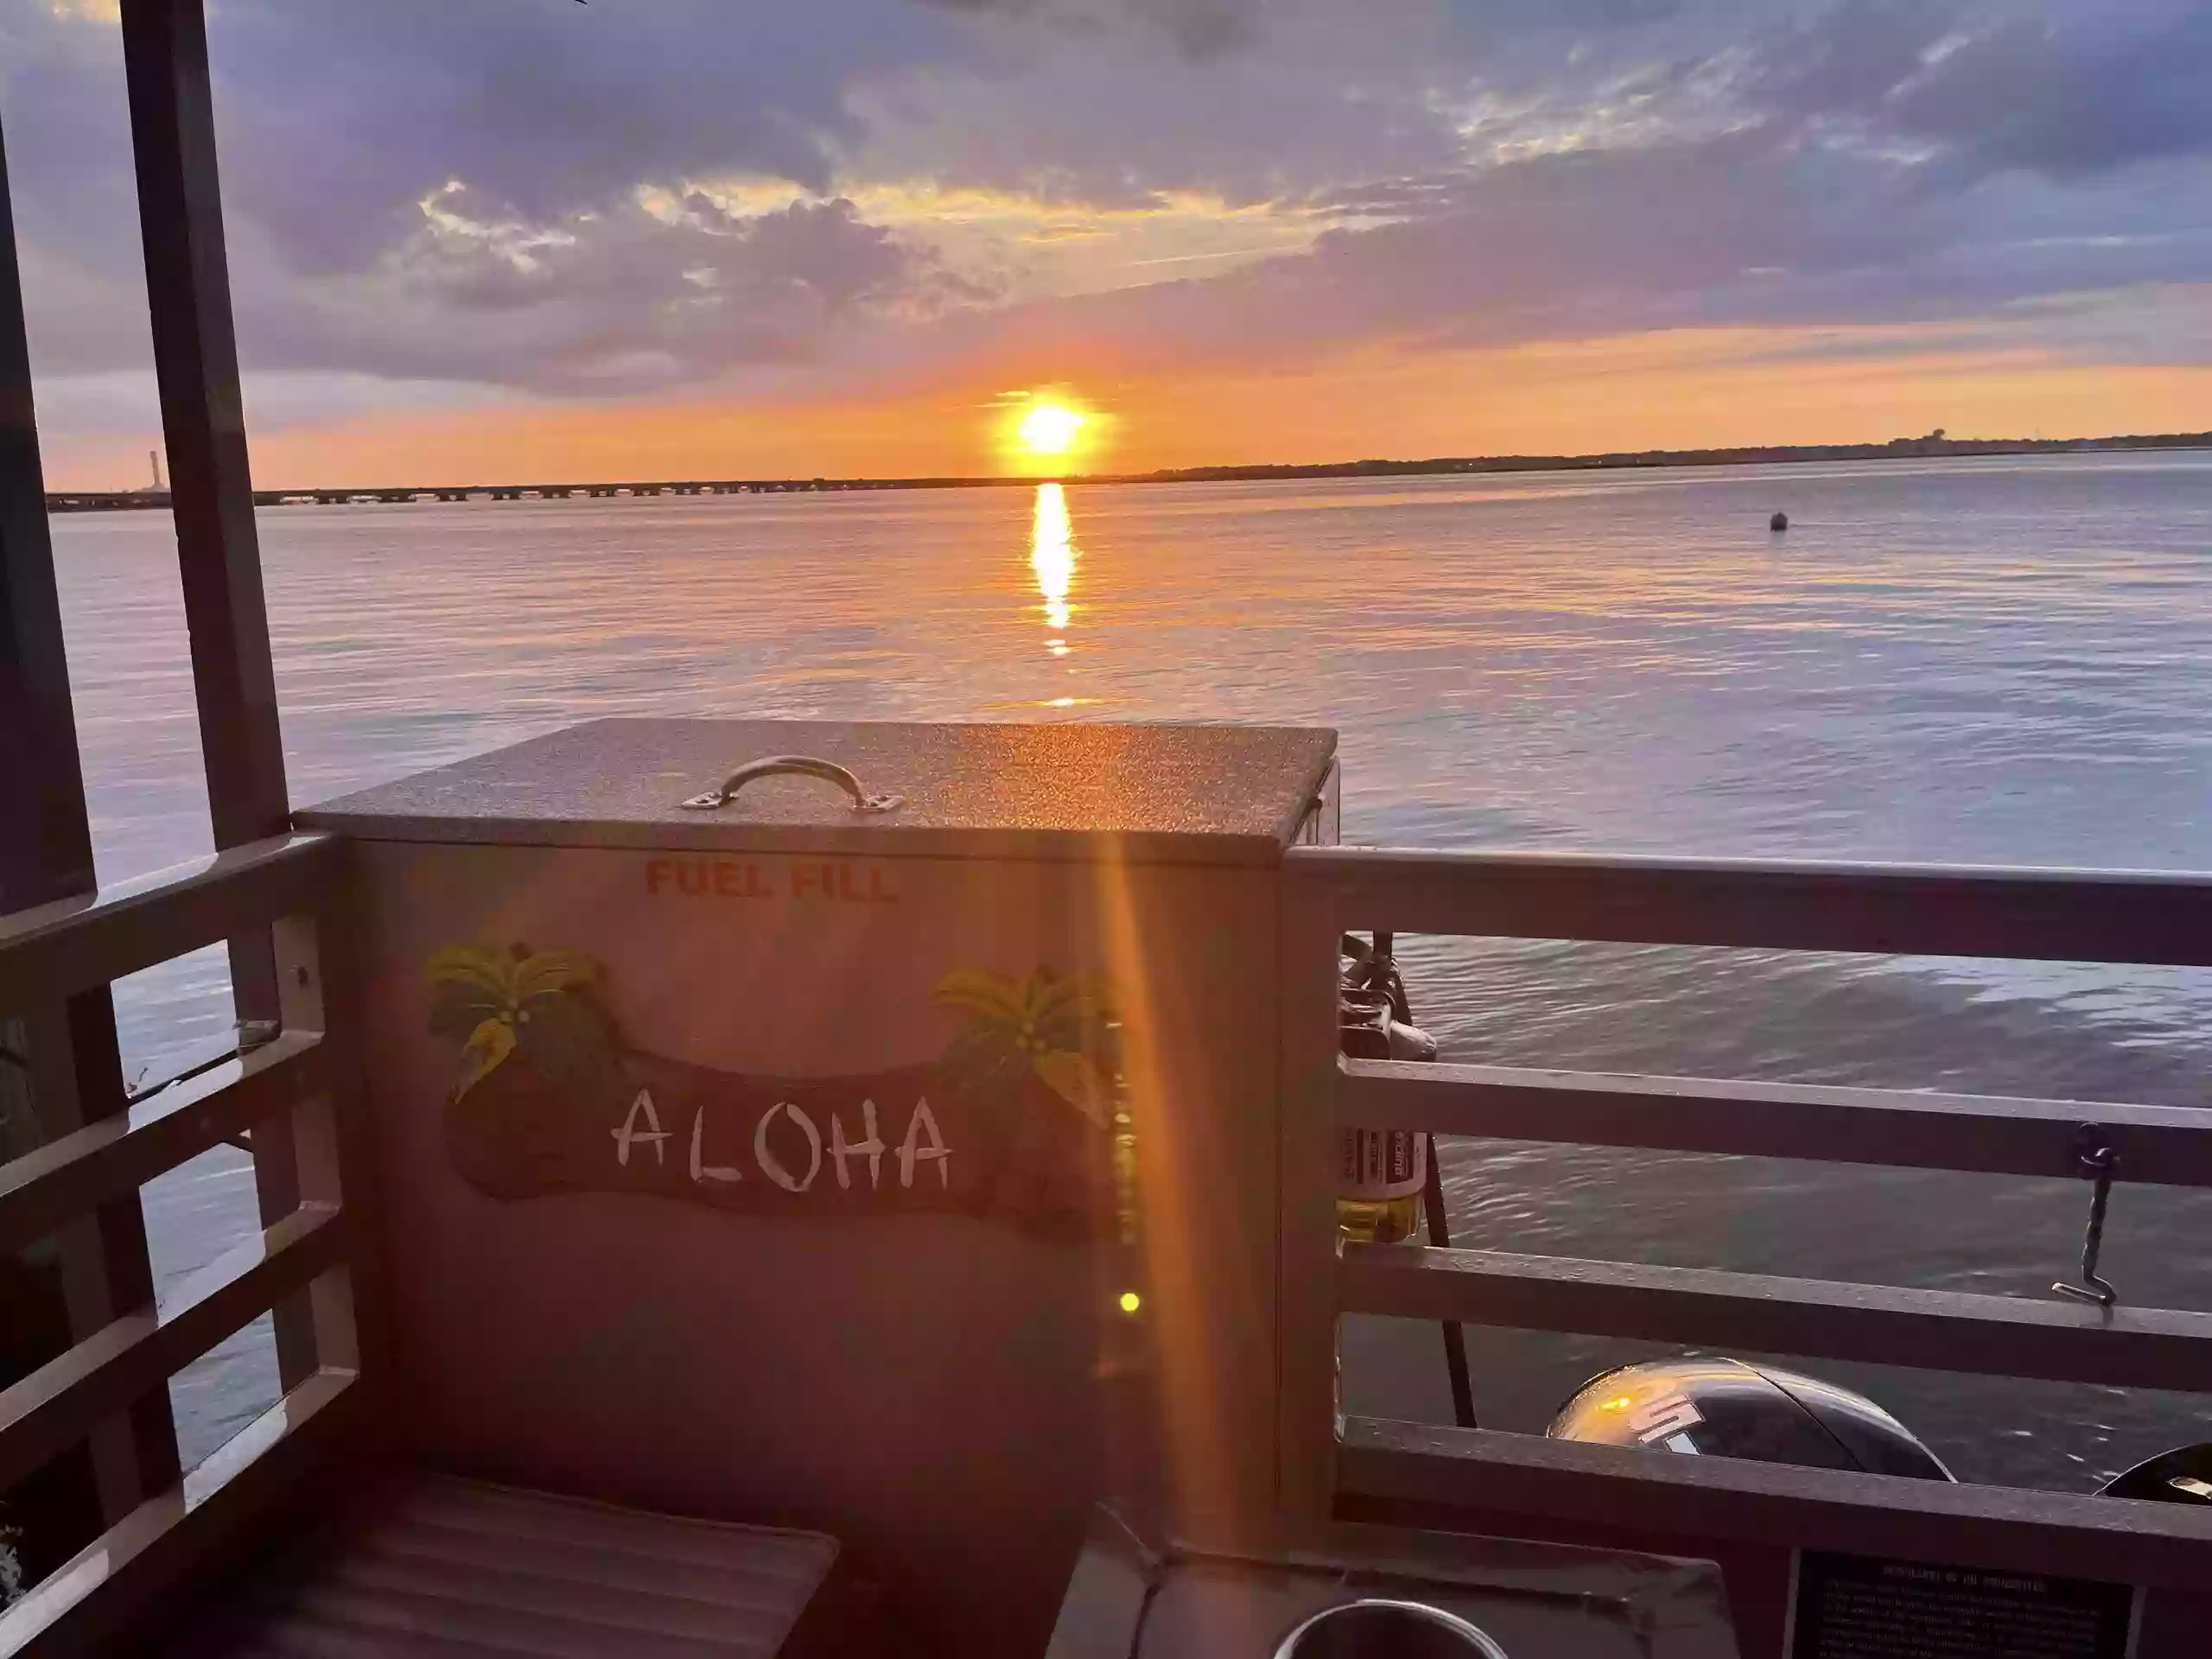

274,908,369,1379
298,868,396,1452
0,180,90,920
1421,1136,1478,1428
117,0,284,863
0,109,182,1521
119,0,314,1384
1277,855,1343,1537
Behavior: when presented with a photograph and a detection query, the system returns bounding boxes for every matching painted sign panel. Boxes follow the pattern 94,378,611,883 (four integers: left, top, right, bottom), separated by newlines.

1787,1550,2137,1659
427,944,1132,1241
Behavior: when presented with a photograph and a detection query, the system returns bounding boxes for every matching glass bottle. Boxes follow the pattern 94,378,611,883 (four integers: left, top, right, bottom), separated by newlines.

1336,990,1425,1243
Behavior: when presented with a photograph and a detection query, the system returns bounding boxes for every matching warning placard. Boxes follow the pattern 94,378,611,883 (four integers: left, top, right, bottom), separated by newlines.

1788,1550,2136,1658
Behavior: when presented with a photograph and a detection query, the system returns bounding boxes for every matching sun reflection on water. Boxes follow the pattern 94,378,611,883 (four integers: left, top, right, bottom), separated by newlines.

1031,481,1076,639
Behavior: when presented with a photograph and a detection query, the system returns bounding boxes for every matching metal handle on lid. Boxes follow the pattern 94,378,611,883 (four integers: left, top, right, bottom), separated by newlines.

679,755,904,813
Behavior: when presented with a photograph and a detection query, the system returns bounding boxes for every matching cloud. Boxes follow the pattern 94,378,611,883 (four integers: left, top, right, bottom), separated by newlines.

1709,0,2212,181
914,0,1263,56
817,112,2212,402
204,0,967,273
3,0,2208,436
1888,5,2212,177
232,188,1000,395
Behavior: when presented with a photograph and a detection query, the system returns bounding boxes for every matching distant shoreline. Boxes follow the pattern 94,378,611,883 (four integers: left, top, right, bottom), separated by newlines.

48,429,2212,512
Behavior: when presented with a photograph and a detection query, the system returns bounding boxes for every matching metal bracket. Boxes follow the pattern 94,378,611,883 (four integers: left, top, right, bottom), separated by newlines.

2052,1128,2120,1308
679,755,903,814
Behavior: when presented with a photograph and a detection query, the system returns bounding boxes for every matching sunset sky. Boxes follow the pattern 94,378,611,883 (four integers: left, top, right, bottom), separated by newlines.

8,0,2211,486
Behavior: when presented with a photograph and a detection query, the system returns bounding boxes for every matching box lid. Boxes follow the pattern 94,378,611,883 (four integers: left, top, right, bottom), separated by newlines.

295,717,1338,868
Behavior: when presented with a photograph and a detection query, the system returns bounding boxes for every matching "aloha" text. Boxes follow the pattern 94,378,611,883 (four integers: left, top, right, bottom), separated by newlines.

608,1090,950,1193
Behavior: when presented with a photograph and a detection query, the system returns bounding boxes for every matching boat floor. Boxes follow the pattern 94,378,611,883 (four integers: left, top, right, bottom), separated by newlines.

176,1471,843,1657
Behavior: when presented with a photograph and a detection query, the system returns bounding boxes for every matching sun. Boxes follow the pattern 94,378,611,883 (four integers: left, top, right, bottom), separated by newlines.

997,391,1103,474
1017,401,1086,456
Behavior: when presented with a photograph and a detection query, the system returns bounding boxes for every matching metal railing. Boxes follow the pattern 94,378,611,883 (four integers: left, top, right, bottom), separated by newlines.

0,833,377,1654
1277,844,2212,1588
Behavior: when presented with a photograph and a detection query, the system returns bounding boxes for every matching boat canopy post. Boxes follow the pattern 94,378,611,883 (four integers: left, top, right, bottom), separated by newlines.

119,0,317,1386
0,97,184,1530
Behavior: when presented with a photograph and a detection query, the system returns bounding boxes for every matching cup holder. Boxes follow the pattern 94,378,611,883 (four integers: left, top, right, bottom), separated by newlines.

1272,1599,1510,1658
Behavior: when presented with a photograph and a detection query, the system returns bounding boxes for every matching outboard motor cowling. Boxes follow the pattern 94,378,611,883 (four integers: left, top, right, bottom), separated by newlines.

1548,1357,1954,1481
2101,1443,2212,1504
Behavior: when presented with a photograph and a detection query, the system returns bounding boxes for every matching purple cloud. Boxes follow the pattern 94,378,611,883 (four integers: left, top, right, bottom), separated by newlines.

0,0,2205,418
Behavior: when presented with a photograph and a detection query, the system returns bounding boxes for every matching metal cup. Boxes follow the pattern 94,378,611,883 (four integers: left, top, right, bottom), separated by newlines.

1272,1599,1510,1659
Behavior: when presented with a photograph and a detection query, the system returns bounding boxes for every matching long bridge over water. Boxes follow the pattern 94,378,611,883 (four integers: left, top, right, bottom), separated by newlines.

46,475,1032,512
46,429,2212,514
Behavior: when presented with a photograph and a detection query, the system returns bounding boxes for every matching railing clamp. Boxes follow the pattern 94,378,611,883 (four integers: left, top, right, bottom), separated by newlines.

2051,1128,2120,1309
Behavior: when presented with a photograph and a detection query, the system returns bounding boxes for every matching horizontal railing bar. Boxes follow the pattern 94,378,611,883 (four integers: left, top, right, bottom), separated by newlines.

1339,1244,2212,1393
1291,844,2212,966
1339,1058,2212,1186
0,1367,361,1657
0,1203,346,1493
0,832,338,1009
0,1032,324,1255
1338,1417,2212,1592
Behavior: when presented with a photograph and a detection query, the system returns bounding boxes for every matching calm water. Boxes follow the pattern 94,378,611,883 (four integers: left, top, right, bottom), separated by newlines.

50,453,2212,1484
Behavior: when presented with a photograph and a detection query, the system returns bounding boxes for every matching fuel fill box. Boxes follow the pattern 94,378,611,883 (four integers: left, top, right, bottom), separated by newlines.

298,716,1338,1649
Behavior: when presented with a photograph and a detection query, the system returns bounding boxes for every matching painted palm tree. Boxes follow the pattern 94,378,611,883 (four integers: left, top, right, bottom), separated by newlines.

932,966,1120,1125
425,944,617,1100
934,965,1136,1241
